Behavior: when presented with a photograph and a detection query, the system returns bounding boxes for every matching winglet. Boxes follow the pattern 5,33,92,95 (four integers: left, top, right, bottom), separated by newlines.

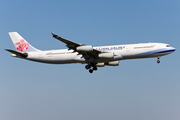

51,32,58,38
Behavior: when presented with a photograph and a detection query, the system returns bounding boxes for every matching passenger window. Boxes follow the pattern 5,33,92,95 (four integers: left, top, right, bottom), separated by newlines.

166,45,171,47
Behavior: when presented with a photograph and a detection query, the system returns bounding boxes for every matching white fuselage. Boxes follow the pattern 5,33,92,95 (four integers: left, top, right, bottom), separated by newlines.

18,42,175,64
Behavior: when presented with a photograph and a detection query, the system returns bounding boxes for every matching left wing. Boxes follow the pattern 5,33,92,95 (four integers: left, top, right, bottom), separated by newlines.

51,32,101,59
51,32,81,48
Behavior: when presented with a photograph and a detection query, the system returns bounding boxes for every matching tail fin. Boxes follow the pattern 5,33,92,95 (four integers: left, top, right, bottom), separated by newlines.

9,32,40,52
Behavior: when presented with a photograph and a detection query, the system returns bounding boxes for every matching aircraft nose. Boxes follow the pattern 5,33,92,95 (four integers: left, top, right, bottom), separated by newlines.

170,47,176,52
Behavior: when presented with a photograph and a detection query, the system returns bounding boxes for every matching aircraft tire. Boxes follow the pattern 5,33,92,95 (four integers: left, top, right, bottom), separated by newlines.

157,60,160,63
89,69,93,73
93,67,97,71
85,65,91,69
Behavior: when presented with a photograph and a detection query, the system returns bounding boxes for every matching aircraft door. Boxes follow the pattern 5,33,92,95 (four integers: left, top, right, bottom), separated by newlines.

39,52,43,58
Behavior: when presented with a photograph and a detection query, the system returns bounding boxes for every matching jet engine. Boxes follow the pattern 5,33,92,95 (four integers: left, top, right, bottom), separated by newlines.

76,45,93,52
98,53,114,59
105,61,119,66
96,63,105,67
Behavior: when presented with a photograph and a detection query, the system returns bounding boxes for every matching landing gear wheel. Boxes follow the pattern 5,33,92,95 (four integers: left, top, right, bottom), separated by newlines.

85,65,91,69
89,69,93,73
157,60,160,63
93,66,97,71
157,56,160,64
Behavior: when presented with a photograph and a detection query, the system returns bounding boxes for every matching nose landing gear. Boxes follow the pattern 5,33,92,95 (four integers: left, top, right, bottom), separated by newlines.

157,56,160,63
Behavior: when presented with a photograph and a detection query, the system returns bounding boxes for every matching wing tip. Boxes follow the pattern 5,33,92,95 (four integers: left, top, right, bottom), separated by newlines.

51,32,58,38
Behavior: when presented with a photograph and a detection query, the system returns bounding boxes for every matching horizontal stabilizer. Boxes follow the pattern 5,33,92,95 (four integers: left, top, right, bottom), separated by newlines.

5,49,28,58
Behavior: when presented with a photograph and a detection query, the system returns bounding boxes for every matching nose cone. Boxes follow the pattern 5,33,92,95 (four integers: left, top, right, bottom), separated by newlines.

170,47,176,52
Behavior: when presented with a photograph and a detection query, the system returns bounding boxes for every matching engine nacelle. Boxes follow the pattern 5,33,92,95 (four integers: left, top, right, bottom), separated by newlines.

76,45,93,52
96,63,105,67
105,61,119,66
98,53,114,59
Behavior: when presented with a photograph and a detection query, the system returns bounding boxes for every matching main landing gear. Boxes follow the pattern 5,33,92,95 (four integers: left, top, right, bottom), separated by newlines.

157,56,160,63
85,63,98,73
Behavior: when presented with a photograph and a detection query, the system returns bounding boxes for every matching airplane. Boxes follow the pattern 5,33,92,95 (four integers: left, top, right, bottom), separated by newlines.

5,32,175,73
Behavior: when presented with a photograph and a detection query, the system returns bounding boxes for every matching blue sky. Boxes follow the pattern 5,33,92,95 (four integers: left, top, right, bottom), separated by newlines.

1,0,180,120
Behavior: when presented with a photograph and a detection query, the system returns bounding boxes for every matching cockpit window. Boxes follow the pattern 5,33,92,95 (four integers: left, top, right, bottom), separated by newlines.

166,45,171,47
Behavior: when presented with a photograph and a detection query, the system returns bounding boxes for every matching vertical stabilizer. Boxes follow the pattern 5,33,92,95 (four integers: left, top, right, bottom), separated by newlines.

9,32,40,52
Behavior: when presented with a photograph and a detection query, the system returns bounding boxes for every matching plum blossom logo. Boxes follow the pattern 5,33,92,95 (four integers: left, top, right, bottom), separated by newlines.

15,39,29,52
